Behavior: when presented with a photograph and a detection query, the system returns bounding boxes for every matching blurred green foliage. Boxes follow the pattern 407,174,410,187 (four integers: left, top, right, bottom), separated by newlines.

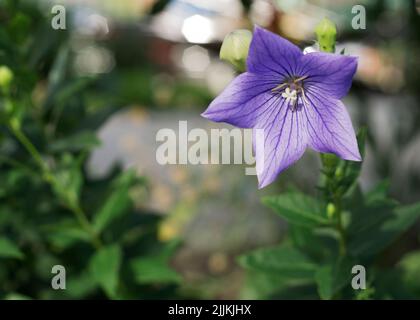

0,0,181,299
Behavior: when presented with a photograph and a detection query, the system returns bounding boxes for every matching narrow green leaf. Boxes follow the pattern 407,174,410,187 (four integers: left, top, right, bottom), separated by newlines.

48,131,100,153
43,220,90,250
238,245,316,279
4,293,31,300
315,266,334,300
399,251,420,294
315,258,354,300
240,270,305,299
131,257,181,285
51,154,83,208
93,170,138,233
42,45,70,110
262,192,328,227
131,240,181,285
64,271,98,299
89,245,122,298
55,77,95,106
46,45,69,96
289,225,331,259
365,180,390,203
349,201,420,257
385,202,420,232
0,237,24,259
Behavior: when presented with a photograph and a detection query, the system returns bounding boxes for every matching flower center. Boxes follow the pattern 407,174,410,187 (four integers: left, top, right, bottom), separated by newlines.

272,75,309,111
281,87,297,105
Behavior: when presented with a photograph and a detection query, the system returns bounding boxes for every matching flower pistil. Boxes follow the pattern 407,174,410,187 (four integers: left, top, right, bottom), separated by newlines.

272,75,309,111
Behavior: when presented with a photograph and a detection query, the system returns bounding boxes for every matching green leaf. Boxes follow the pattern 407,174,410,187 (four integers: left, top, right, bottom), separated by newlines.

365,180,390,203
315,266,334,300
0,237,24,259
385,202,420,232
131,240,181,285
64,271,98,299
89,244,122,298
93,170,138,233
399,251,420,295
262,192,328,227
315,258,354,300
348,200,420,257
238,245,316,279
55,77,95,106
48,131,100,153
348,197,398,236
51,153,83,208
43,220,90,250
46,45,69,98
241,268,324,299
131,257,181,285
4,293,31,300
289,225,331,260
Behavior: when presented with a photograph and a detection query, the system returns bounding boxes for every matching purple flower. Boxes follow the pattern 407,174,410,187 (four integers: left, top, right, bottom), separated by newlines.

202,26,361,188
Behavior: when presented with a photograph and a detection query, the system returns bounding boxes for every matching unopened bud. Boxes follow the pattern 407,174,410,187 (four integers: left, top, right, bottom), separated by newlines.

220,29,252,72
327,203,336,219
335,167,344,179
9,116,21,130
0,66,13,90
315,18,337,53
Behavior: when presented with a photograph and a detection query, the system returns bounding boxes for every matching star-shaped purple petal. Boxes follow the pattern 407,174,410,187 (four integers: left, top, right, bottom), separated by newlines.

202,25,361,188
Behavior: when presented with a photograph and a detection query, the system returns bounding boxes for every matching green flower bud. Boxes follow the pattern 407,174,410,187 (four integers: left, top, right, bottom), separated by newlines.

335,167,344,179
0,66,14,90
327,203,336,219
9,116,21,130
220,29,252,72
315,18,337,53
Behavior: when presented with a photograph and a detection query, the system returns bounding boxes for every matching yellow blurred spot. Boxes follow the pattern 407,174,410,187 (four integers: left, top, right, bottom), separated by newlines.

150,184,174,212
158,221,180,242
169,167,188,184
208,252,229,275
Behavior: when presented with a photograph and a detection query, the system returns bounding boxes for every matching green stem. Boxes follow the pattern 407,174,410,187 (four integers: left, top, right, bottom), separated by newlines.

320,153,347,257
69,203,102,249
9,123,49,173
335,200,346,257
8,123,102,249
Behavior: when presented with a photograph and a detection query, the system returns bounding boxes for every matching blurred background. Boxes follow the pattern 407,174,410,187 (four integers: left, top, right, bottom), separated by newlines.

1,0,420,299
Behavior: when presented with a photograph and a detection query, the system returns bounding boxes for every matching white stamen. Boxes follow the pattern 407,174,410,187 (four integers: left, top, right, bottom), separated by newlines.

281,87,297,106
